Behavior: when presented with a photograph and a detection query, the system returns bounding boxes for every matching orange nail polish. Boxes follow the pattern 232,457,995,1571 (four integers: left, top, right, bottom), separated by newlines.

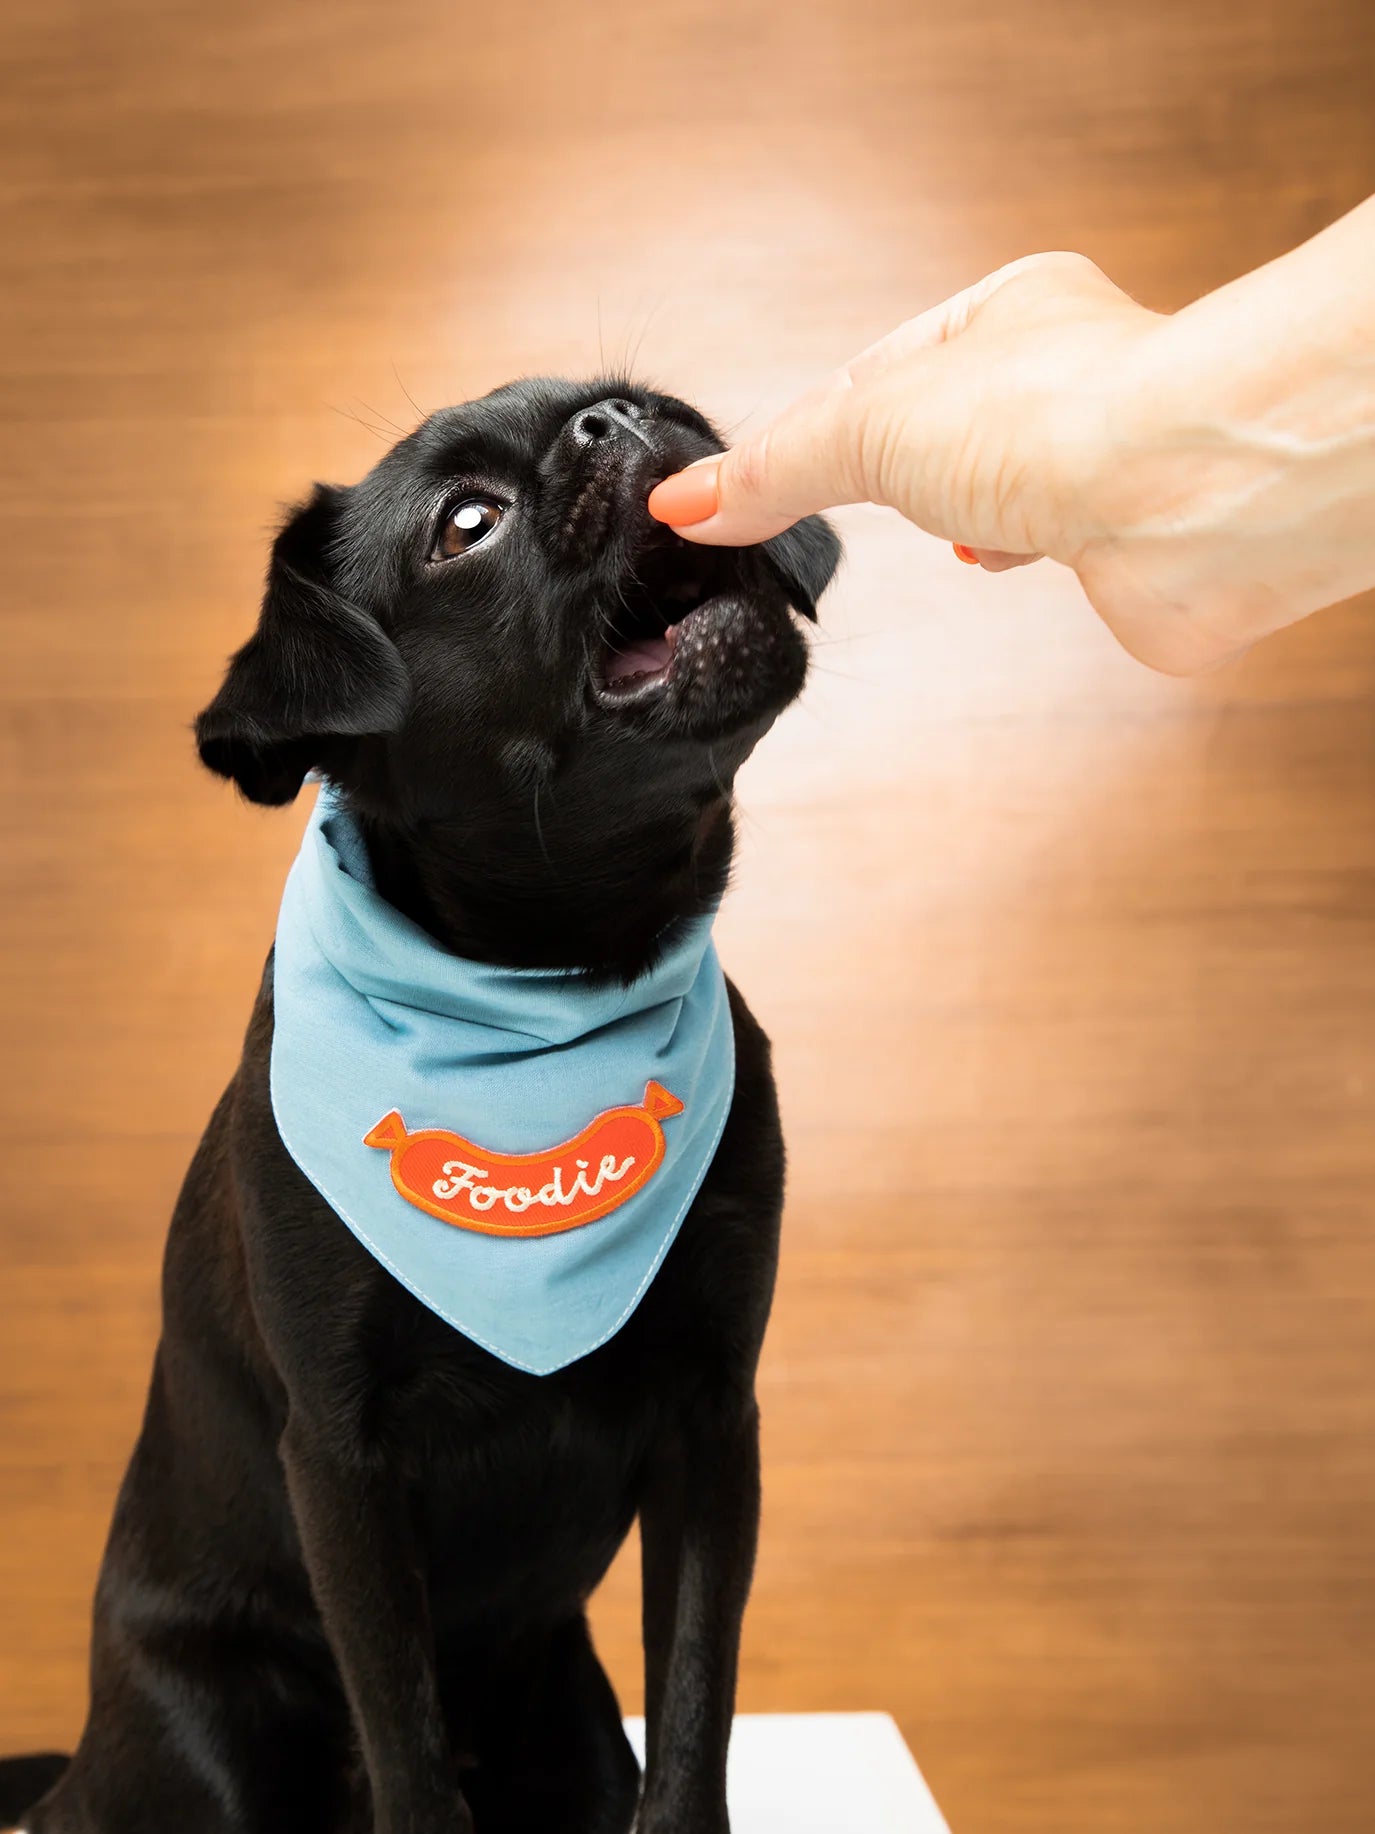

648,464,720,527
952,543,980,565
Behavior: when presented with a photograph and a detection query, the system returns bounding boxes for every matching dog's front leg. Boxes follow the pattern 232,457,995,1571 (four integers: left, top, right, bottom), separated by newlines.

280,1418,471,1834
639,1391,761,1834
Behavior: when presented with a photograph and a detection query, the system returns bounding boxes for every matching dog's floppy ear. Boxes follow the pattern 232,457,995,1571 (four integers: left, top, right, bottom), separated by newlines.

759,513,842,622
195,485,410,806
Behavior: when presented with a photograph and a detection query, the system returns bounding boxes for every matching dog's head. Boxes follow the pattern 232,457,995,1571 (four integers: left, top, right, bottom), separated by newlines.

197,378,839,809
196,379,839,968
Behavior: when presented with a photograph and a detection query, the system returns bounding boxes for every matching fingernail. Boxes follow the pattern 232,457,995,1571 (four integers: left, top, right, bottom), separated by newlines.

648,462,720,527
952,543,980,565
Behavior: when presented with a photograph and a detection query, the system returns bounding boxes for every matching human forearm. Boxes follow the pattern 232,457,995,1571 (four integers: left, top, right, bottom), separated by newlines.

1072,195,1375,669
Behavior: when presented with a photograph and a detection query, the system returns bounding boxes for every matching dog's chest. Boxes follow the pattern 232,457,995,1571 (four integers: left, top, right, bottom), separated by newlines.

385,1337,662,1624
268,793,738,1375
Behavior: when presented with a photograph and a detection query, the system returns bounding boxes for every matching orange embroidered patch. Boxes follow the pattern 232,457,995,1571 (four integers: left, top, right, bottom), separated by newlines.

363,1081,686,1239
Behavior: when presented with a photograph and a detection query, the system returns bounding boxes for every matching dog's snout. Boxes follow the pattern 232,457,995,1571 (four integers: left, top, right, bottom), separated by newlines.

568,397,646,448
543,391,716,566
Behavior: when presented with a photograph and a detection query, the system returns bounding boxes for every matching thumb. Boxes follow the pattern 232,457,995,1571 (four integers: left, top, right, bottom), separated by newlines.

646,271,1006,545
648,373,869,546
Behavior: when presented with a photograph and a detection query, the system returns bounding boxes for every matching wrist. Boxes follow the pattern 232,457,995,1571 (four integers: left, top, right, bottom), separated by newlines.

1064,235,1375,635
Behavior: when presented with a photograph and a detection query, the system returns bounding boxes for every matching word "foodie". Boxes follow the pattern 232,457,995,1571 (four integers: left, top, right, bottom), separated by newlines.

432,1153,638,1215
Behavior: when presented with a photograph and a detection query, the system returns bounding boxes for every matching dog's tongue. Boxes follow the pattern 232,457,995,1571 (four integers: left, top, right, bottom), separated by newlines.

605,632,674,682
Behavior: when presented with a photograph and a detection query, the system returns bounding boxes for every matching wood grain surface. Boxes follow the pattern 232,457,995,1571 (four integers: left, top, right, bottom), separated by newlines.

2,3,1373,1829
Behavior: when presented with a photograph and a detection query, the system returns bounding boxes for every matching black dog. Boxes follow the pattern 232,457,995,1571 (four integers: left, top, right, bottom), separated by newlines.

0,380,838,1834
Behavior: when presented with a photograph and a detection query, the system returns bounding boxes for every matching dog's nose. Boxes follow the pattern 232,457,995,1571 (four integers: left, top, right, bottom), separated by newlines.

567,397,648,448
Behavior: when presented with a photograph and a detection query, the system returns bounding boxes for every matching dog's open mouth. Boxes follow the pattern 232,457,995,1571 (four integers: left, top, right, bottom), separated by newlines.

595,537,736,704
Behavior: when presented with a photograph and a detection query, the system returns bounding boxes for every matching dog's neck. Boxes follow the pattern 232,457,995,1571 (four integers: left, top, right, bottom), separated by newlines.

357,796,734,982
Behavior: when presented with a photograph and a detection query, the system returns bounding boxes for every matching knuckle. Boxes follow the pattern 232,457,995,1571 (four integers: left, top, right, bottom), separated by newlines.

724,432,772,504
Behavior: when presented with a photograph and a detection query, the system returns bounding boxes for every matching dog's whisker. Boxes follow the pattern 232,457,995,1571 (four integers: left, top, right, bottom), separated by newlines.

354,397,411,437
390,362,427,426
719,397,771,442
531,777,556,877
801,659,871,687
328,403,394,443
624,290,667,380
705,745,732,804
806,626,872,650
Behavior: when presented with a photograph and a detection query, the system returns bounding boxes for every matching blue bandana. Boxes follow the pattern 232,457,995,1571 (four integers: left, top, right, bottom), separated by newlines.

268,790,735,1375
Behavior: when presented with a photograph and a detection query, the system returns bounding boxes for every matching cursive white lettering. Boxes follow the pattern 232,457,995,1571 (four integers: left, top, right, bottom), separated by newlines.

433,1154,638,1212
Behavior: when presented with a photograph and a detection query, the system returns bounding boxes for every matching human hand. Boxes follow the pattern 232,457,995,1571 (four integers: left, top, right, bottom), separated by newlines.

649,214,1375,675
650,251,1147,563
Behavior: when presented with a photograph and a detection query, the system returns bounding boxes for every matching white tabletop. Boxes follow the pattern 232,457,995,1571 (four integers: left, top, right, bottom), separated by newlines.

623,1713,951,1833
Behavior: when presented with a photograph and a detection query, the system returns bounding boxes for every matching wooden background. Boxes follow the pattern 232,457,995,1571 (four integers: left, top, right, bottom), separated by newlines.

3,2,1374,1829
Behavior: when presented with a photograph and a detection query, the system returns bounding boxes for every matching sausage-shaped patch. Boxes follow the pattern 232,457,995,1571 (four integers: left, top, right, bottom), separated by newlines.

363,1081,686,1239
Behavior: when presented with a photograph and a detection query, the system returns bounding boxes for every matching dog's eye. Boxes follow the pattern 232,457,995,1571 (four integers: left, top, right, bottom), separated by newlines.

432,498,504,561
